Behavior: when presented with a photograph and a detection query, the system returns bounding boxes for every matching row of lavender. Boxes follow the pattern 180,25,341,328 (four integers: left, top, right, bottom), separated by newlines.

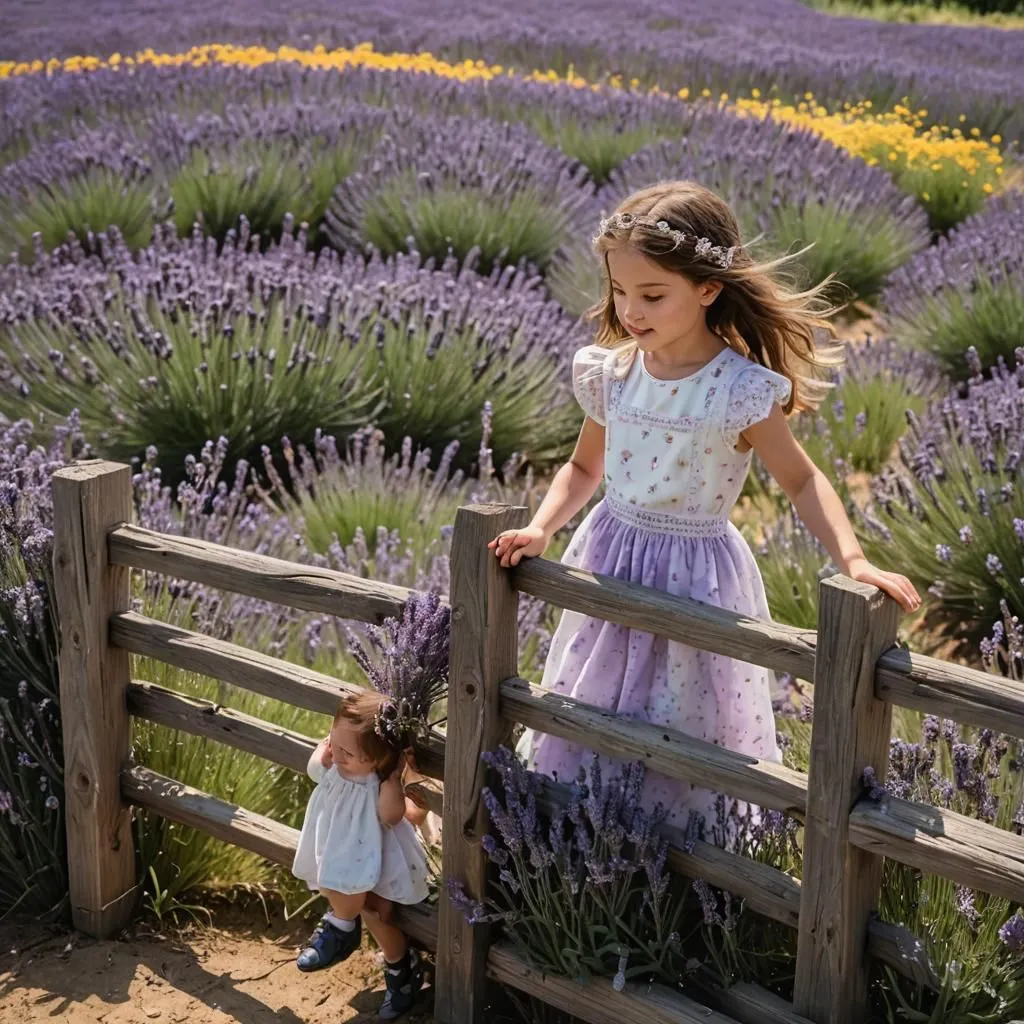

0,65,929,304
1,0,1023,140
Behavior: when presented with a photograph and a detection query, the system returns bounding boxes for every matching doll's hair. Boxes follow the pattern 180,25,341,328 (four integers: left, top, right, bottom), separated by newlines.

333,691,402,779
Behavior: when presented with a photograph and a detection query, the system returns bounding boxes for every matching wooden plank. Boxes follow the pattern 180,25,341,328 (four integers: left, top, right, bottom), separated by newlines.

110,612,445,780
52,461,139,938
501,677,808,817
877,647,1024,739
108,523,413,625
512,557,817,681
435,505,527,1024
849,797,1024,905
122,765,298,865
126,680,316,774
691,972,814,1024
794,577,900,1024
486,942,737,1024
865,919,939,990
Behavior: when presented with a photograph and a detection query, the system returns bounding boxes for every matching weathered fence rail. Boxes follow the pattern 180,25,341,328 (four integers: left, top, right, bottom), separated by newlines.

52,461,1024,1024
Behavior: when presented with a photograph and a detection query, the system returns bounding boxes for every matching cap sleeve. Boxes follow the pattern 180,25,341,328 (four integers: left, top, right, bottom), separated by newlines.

723,364,792,448
572,345,609,426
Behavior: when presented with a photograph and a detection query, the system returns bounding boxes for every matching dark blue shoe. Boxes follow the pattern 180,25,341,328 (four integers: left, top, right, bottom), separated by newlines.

378,948,425,1019
296,916,362,972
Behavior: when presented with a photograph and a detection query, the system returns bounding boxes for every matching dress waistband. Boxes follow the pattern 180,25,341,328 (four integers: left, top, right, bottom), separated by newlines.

604,495,730,538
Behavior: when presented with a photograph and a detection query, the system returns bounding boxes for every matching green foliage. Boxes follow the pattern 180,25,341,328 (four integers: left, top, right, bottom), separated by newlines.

887,279,1024,380
358,178,570,275
2,291,376,478
0,167,154,261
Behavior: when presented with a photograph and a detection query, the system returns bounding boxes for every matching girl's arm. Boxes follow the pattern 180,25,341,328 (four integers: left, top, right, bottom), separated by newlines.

490,418,605,567
745,406,921,613
378,770,407,827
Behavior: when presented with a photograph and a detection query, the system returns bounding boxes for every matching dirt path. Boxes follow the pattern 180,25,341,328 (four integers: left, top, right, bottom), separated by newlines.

0,911,438,1024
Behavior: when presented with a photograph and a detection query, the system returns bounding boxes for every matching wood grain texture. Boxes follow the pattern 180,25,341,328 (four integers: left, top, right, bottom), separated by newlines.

435,505,526,1024
794,577,900,1024
111,612,445,779
487,942,736,1024
122,765,299,864
109,523,412,624
877,647,1024,739
849,797,1024,905
126,680,316,773
512,556,817,679
52,461,138,938
501,677,808,817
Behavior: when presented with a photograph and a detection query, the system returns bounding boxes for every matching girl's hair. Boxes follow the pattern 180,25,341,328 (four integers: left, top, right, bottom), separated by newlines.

590,180,842,414
333,691,402,779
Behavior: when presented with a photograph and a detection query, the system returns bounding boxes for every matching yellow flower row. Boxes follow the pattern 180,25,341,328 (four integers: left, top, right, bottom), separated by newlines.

0,41,1004,183
733,96,1003,180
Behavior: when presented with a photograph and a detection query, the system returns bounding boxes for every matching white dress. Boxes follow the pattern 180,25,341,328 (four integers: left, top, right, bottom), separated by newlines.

520,343,790,835
292,751,430,904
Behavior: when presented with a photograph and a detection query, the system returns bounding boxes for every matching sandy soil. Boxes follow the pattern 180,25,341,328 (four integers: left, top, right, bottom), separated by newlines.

0,909,438,1024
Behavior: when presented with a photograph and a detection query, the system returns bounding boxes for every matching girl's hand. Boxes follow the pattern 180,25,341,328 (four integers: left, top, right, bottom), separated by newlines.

318,737,333,768
846,558,921,614
488,525,549,567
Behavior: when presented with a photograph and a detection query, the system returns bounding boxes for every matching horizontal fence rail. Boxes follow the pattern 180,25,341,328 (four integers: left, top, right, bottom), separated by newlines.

109,523,412,625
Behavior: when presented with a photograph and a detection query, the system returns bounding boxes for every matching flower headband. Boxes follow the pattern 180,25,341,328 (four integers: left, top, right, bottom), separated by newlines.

595,212,737,270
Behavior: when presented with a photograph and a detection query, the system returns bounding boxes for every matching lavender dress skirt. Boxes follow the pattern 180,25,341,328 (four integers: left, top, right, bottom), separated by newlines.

519,500,782,837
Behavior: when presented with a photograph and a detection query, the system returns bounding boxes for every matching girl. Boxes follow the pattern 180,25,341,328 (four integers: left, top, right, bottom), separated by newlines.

491,180,920,835
292,690,429,1020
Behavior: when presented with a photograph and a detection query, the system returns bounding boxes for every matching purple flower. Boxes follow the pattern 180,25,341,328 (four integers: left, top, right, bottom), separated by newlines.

998,911,1024,952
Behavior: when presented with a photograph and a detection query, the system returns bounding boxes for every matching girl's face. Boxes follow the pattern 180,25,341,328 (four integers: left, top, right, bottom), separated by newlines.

606,245,720,354
329,721,377,777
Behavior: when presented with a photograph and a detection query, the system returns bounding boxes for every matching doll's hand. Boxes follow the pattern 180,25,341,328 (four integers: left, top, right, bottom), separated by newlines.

319,737,333,768
845,558,921,614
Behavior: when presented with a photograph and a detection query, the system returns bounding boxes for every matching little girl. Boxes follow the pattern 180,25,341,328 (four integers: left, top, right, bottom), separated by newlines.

492,180,920,835
292,690,429,1019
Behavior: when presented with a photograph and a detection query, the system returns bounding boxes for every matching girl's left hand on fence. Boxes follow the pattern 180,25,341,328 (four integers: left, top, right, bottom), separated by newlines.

845,558,921,614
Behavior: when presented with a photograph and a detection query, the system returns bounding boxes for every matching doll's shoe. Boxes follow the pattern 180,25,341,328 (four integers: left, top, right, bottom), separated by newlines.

296,915,362,972
377,948,425,1019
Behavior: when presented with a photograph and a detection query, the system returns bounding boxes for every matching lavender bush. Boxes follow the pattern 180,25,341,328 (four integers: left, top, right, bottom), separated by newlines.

449,747,696,989
325,113,595,274
862,347,1024,645
882,192,1024,378
0,222,588,473
0,415,88,919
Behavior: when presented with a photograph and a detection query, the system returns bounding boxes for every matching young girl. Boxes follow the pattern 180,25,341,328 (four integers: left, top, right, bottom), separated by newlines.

292,690,429,1019
491,180,920,835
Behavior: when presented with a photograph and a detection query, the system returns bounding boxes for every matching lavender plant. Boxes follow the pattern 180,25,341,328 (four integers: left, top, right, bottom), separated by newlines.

271,428,470,564
448,747,695,989
325,113,595,274
0,414,89,920
862,348,1024,645
870,669,1024,1022
0,222,588,472
882,192,1024,378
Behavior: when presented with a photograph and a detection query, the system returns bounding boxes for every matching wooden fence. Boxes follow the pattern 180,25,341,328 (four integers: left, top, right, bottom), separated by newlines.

52,460,1024,1024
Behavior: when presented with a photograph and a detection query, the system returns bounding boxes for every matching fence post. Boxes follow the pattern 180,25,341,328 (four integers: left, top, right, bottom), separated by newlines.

794,575,900,1023
52,461,138,938
435,504,527,1024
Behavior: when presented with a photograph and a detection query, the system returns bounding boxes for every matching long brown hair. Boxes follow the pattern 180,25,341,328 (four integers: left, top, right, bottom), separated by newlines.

590,181,842,414
333,691,402,779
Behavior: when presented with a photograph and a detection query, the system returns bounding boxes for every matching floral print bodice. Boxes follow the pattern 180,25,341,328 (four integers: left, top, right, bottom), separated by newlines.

573,344,791,536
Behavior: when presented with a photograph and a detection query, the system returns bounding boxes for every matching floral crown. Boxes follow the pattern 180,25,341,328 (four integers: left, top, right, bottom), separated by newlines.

595,212,737,270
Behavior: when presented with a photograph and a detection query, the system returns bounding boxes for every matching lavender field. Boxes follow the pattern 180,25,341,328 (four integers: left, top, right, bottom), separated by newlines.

1,3,1023,1021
